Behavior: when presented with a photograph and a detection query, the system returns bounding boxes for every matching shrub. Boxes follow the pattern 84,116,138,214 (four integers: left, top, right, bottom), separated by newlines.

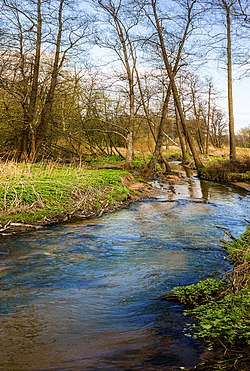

185,287,250,348
173,278,227,306
199,157,250,182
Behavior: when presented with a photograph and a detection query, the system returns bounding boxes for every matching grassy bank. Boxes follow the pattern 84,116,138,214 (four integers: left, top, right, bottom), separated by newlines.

0,162,151,235
171,226,250,370
199,157,250,183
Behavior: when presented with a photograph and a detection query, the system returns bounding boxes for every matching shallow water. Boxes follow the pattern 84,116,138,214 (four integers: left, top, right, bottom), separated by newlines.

0,178,249,370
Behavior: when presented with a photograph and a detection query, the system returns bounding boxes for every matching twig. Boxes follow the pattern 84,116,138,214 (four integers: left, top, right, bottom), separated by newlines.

222,229,237,241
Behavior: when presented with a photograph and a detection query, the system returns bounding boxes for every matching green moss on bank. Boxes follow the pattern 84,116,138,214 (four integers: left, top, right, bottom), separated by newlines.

0,163,131,225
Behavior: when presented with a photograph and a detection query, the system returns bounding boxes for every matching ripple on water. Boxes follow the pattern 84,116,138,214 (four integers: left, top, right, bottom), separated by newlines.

0,178,249,370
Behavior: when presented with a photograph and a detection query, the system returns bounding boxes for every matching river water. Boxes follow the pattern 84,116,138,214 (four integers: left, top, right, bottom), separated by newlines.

0,177,249,370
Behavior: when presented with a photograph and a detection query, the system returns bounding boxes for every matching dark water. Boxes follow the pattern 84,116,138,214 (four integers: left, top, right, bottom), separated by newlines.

0,178,249,370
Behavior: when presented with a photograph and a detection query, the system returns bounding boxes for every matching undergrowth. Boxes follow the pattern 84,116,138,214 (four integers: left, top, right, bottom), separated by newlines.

199,157,250,182
172,226,250,368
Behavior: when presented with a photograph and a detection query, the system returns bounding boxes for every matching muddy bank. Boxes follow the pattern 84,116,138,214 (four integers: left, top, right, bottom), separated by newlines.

232,181,250,192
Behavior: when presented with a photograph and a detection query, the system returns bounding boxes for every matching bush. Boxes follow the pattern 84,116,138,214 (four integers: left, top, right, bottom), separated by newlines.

171,226,250,358
199,157,250,182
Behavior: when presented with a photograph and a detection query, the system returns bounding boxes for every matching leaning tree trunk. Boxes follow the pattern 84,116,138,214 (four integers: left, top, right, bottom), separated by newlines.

151,0,204,170
175,105,189,164
147,87,172,174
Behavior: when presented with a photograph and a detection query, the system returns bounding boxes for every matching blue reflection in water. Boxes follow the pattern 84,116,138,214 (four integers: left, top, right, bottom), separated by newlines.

0,179,249,370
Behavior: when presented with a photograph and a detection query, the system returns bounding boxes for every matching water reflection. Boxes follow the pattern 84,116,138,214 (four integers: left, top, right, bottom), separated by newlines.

0,178,249,370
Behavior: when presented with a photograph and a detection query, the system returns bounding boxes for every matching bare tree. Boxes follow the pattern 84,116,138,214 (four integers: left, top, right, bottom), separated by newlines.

0,0,89,161
205,0,239,159
148,0,204,170
221,0,237,160
92,0,143,169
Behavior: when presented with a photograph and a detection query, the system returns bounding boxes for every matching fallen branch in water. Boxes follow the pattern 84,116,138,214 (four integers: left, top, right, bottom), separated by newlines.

0,222,43,236
222,228,237,241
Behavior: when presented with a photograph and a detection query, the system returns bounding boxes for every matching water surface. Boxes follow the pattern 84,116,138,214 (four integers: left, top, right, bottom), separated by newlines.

0,178,249,370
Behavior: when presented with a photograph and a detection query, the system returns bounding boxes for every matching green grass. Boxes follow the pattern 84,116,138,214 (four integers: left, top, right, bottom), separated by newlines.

0,162,130,224
226,227,250,264
86,154,124,165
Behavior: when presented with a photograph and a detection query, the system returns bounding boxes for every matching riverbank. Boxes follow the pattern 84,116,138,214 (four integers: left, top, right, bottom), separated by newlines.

0,162,157,236
168,225,250,370
199,157,250,183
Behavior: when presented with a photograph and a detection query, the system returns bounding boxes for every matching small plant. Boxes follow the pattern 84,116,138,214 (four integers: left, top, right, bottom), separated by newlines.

131,155,151,170
173,278,227,306
87,155,124,166
185,286,250,348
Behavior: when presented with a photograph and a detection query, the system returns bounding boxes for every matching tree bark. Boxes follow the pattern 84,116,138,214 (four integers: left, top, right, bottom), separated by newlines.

205,82,212,154
28,0,42,161
224,1,237,160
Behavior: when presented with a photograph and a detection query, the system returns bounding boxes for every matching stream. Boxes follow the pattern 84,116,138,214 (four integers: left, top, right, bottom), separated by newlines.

0,176,249,370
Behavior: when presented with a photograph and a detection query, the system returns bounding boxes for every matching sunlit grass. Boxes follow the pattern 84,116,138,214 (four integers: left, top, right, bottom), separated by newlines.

0,161,130,224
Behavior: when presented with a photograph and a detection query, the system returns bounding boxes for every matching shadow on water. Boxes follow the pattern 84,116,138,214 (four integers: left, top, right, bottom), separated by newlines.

0,171,249,370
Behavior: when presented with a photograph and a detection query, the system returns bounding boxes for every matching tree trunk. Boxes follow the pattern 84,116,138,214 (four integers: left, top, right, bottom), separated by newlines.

175,105,189,164
113,12,135,169
33,0,64,161
225,2,237,160
125,131,133,169
205,82,212,154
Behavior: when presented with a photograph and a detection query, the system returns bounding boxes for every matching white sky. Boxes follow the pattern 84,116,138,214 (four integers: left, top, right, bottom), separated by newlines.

232,77,250,131
215,74,250,132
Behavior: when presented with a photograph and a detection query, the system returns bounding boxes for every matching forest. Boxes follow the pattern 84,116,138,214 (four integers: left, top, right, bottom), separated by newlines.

1,2,250,370
0,0,250,171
